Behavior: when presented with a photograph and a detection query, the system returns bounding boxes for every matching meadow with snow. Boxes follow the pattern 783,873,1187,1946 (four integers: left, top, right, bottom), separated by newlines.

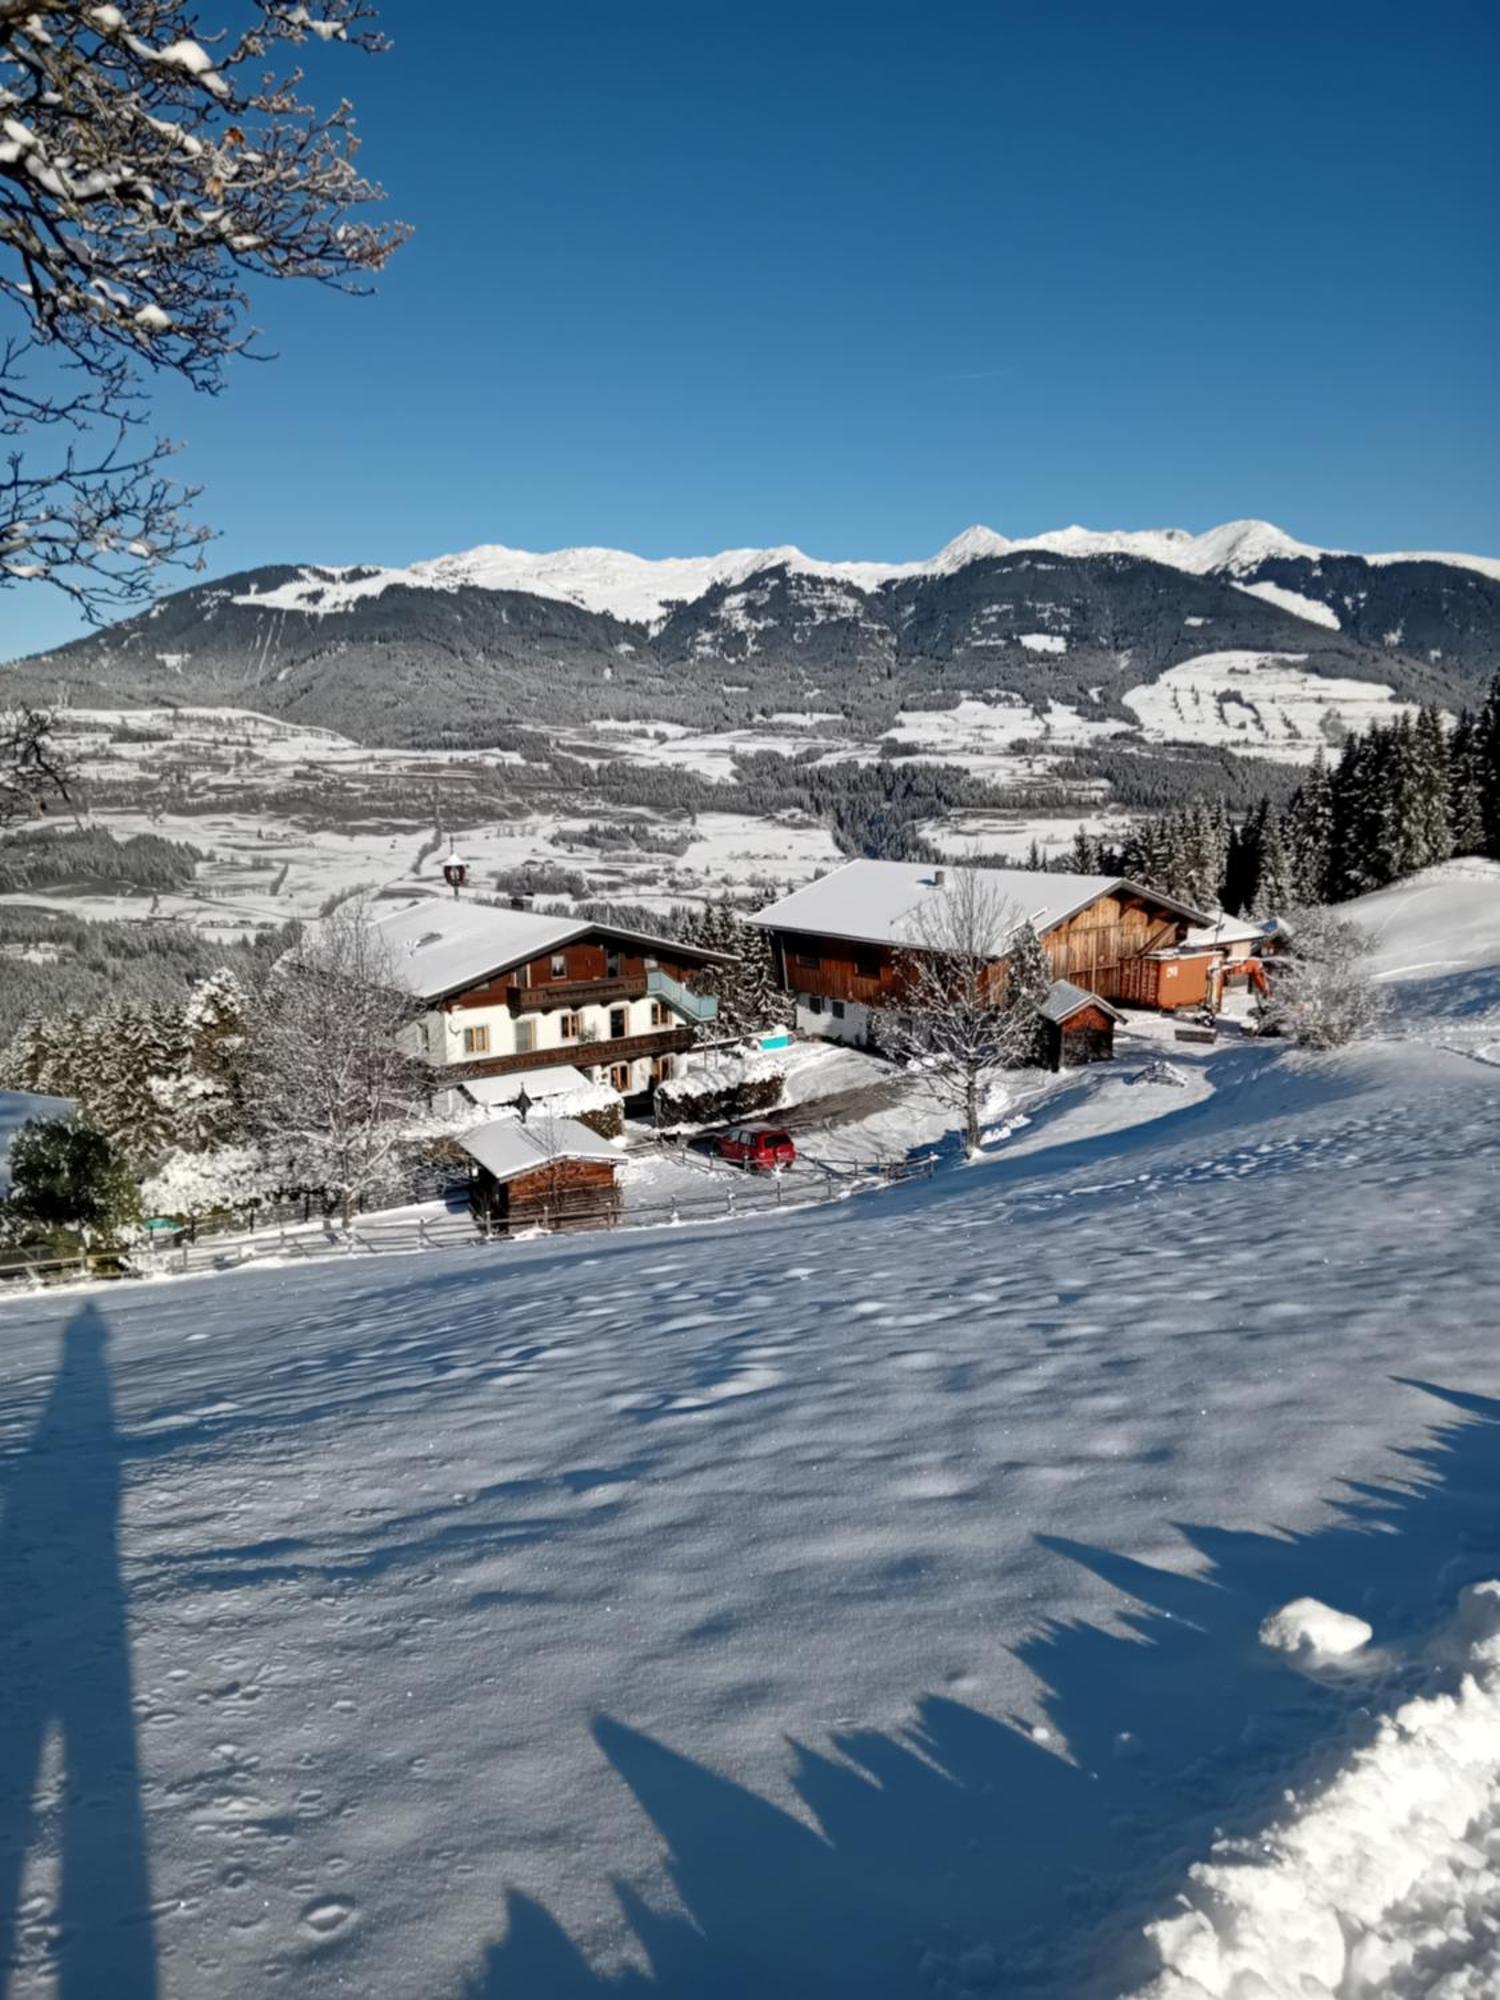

1,866,1498,1997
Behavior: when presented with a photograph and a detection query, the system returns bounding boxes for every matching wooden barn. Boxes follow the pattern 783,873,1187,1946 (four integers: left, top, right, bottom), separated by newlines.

1039,981,1123,1070
458,1116,622,1234
749,860,1206,1046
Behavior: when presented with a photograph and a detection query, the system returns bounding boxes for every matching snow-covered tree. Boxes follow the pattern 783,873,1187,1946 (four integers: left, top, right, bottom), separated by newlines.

1,2,407,616
877,870,1039,1157
1262,908,1384,1051
1001,918,1053,1067
1249,803,1295,918
681,900,792,1038
1448,713,1488,859
243,900,424,1223
5,1115,140,1242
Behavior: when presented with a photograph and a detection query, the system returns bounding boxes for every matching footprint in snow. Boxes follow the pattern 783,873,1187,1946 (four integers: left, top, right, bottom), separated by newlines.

299,1897,356,1939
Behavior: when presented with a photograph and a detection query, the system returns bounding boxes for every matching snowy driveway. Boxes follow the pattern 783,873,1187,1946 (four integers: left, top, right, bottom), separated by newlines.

0,1030,1498,1997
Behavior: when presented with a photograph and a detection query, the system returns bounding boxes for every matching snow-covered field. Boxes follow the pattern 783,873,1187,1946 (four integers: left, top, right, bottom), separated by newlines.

1124,652,1421,761
1,870,1497,1997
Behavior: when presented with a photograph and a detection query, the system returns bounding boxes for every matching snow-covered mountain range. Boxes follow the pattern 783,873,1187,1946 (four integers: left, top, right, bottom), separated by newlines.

8,518,1497,749
225,518,1500,627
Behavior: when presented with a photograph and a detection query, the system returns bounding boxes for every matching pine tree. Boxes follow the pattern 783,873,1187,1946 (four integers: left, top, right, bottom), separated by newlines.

1221,814,1261,916
1480,674,1500,861
1070,829,1100,873
1285,750,1335,904
1250,804,1295,917
1002,920,1053,1066
1410,705,1453,871
1448,712,1488,858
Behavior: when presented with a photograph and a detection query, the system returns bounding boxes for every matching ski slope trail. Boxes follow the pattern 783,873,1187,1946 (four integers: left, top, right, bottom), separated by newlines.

1,1015,1498,1992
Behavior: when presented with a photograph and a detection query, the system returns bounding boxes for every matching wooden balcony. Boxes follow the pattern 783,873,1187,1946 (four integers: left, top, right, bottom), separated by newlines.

445,1025,696,1083
506,976,644,1013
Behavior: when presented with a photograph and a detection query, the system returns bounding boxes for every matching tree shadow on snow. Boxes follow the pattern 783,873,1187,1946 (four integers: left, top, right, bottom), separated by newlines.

0,1304,157,1999
463,1380,1500,1999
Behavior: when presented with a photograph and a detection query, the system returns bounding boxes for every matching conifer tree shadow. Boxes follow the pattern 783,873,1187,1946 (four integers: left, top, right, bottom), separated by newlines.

464,1381,1500,1999
0,1304,157,1999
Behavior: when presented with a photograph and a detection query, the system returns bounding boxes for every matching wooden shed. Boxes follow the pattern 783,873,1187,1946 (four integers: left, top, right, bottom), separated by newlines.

1039,981,1123,1070
458,1116,622,1234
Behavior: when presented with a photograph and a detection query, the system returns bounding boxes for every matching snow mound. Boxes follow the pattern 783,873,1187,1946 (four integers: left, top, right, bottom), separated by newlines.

1258,1597,1372,1658
1127,1060,1190,1089
1133,1584,1500,1999
1340,861,1500,985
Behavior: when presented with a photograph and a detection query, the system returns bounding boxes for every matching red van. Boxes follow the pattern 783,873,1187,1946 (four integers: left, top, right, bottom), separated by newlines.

715,1127,797,1172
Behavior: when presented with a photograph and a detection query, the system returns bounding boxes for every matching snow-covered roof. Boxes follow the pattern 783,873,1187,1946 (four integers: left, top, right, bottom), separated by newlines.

372,897,584,1001
461,1066,599,1108
1041,980,1124,1026
748,860,1206,949
370,895,728,1003
0,1091,75,1193
1183,917,1272,950
457,1115,619,1184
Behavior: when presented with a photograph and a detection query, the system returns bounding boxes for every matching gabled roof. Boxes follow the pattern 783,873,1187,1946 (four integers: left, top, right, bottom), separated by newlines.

457,1114,620,1184
369,894,730,1003
461,1066,597,1109
747,859,1206,950
1041,979,1125,1026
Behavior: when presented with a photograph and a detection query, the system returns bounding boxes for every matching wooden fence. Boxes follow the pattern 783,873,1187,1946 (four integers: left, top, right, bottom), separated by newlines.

0,1154,936,1290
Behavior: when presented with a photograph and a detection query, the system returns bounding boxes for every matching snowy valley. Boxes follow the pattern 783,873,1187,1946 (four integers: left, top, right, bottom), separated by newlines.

2,864,1499,1997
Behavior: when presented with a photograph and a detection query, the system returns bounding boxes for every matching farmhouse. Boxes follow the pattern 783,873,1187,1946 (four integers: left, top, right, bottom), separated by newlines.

749,860,1207,1045
372,895,730,1101
458,1115,621,1233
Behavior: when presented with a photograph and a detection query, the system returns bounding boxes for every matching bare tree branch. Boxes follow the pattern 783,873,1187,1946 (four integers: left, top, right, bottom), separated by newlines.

0,703,69,823
0,1,407,617
876,869,1041,1156
243,899,425,1224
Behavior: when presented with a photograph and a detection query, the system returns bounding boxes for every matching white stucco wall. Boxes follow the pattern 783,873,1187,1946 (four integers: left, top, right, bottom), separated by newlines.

795,994,873,1046
424,993,673,1067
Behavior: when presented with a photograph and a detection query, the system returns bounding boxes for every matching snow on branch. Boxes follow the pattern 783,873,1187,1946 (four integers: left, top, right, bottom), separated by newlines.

0,0,407,615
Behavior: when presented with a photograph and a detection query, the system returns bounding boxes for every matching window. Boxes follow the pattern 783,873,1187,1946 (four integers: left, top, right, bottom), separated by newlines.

609,1006,628,1040
806,995,824,1015
831,1000,846,1019
514,1019,535,1054
794,951,821,970
854,948,882,980
606,950,621,977
560,1012,582,1041
610,1063,632,1092
550,952,567,978
650,1000,669,1027
462,1023,490,1056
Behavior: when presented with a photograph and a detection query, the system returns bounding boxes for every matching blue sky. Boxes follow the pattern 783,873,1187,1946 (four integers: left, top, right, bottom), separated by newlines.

7,0,1497,658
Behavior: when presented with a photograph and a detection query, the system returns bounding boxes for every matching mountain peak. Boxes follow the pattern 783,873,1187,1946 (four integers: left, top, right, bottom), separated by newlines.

931,525,1013,570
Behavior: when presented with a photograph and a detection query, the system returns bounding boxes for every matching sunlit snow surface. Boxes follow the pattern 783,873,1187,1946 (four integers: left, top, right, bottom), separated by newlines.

0,869,1498,1997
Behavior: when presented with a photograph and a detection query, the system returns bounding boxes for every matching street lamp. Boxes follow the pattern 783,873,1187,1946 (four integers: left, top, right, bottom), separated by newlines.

442,850,468,896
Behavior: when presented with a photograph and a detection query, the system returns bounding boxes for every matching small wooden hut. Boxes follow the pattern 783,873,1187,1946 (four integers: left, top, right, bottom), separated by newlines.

1039,981,1123,1070
459,1116,622,1234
